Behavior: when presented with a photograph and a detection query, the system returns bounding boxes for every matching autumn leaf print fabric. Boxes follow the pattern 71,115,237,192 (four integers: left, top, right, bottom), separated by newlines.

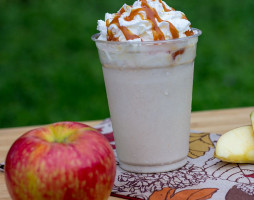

188,133,214,159
95,119,254,200
149,187,218,200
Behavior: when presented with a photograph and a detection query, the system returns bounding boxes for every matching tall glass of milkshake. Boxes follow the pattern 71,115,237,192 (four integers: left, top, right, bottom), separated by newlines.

92,0,201,173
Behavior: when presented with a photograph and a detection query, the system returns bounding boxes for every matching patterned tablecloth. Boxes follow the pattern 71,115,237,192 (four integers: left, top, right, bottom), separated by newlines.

1,119,254,199
95,119,254,200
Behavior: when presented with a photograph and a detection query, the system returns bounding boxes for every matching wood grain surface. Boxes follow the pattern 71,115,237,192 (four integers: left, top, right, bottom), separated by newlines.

0,107,253,200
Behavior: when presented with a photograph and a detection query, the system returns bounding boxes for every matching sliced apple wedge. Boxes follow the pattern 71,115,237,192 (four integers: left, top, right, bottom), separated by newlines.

215,126,254,163
250,111,254,131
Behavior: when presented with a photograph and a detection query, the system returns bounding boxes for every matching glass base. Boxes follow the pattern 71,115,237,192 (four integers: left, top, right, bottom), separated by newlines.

119,158,187,173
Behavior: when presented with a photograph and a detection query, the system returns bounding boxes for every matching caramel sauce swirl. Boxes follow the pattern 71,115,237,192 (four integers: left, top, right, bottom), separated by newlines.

181,14,194,37
107,13,140,41
185,29,194,36
172,49,185,60
106,0,192,41
158,0,175,12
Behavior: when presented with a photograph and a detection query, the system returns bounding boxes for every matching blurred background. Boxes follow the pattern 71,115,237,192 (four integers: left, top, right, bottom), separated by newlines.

0,0,254,128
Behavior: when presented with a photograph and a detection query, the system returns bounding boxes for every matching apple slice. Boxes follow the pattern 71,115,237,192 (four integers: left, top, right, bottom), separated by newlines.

215,126,254,163
250,111,254,131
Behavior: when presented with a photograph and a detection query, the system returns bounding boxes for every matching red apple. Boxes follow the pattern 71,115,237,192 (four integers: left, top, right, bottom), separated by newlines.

5,121,116,200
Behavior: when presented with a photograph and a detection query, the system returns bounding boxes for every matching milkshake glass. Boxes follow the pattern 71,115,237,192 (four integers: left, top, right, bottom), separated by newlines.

92,28,201,173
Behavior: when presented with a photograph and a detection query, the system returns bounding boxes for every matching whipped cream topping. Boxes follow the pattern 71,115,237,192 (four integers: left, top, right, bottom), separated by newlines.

97,0,194,41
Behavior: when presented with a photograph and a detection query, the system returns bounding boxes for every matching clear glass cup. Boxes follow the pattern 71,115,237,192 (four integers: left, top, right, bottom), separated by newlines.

92,28,202,173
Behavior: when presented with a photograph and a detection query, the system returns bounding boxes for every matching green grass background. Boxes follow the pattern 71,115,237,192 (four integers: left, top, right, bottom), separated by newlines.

0,0,254,128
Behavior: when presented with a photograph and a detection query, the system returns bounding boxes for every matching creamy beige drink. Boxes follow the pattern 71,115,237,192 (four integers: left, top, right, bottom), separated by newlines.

92,0,201,173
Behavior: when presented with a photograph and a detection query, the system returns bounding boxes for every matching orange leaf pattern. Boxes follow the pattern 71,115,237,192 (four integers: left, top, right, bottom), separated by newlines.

149,187,218,200
149,188,176,200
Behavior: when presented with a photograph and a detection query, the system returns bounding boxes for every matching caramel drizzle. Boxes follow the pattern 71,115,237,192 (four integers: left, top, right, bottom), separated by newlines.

158,0,175,12
185,29,194,36
141,0,166,40
172,48,185,60
107,15,140,41
181,13,194,36
107,0,184,41
107,9,140,41
142,0,179,39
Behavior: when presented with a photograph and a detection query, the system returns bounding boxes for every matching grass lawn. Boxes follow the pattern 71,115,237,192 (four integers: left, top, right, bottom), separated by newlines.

0,0,254,128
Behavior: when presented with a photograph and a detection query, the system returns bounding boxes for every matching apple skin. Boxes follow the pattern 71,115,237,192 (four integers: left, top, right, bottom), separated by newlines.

5,122,116,200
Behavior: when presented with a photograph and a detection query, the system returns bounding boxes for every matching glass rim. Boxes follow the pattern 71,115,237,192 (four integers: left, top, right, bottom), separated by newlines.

91,28,202,45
